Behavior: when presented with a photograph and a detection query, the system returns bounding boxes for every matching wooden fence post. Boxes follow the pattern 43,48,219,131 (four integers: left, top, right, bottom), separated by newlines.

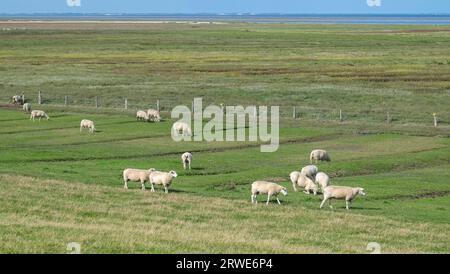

38,91,42,105
95,96,99,108
433,113,438,127
157,99,160,111
293,106,296,119
339,109,343,122
124,98,128,109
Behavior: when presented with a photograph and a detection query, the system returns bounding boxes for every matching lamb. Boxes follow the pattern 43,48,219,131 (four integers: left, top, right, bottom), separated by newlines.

136,110,149,122
300,165,318,181
251,181,287,205
172,121,192,136
123,168,156,190
310,149,331,164
22,103,31,112
147,109,161,122
315,171,331,190
80,119,96,133
181,152,193,170
30,110,49,121
149,170,178,193
320,186,366,210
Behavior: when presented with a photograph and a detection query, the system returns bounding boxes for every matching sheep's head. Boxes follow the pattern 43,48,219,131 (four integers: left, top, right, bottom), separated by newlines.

169,171,178,178
148,168,156,172
280,187,288,196
358,188,366,196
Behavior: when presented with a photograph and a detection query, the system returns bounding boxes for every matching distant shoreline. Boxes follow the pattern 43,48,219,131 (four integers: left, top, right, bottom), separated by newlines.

1,14,450,25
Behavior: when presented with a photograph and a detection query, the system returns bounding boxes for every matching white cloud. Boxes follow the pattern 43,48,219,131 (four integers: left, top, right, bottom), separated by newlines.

67,0,81,7
367,0,382,7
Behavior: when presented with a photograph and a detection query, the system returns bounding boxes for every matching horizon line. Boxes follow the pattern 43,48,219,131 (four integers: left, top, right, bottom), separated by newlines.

1,12,450,16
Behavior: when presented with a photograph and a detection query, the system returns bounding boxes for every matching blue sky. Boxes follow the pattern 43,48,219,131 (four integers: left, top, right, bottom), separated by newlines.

1,0,449,14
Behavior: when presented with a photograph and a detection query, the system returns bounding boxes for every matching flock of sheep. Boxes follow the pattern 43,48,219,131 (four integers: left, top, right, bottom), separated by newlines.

252,150,366,210
12,94,366,210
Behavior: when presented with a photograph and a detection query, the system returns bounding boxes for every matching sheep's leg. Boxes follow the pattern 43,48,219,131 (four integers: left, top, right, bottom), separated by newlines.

183,162,186,170
124,180,128,189
266,194,271,205
188,162,191,170
150,183,155,192
140,180,146,190
320,197,327,209
346,200,352,210
292,184,297,192
164,185,169,194
276,197,281,205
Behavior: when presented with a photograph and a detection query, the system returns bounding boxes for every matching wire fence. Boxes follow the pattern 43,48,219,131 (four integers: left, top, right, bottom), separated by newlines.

1,91,448,127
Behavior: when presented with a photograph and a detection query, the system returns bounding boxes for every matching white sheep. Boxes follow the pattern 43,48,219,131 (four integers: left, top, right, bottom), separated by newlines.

315,171,330,190
136,110,149,122
12,94,25,105
251,181,287,205
290,171,316,194
147,109,161,122
320,186,366,210
310,149,331,163
22,103,31,112
80,119,96,133
149,170,178,193
289,171,302,191
300,165,318,181
303,177,319,195
30,110,49,121
181,152,193,170
172,121,192,136
123,168,156,190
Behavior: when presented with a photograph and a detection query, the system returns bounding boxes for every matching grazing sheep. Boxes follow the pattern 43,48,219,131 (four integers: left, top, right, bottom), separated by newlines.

310,149,331,164
315,172,331,190
123,168,156,190
320,186,366,210
290,171,317,194
181,152,193,170
22,103,31,112
147,109,161,122
80,119,96,133
300,165,318,181
251,181,287,205
30,110,49,121
136,110,149,122
289,171,301,191
12,94,25,105
303,177,319,195
149,170,178,193
172,121,192,136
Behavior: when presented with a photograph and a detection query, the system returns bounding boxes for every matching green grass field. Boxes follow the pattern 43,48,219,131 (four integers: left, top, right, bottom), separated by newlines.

0,22,449,253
